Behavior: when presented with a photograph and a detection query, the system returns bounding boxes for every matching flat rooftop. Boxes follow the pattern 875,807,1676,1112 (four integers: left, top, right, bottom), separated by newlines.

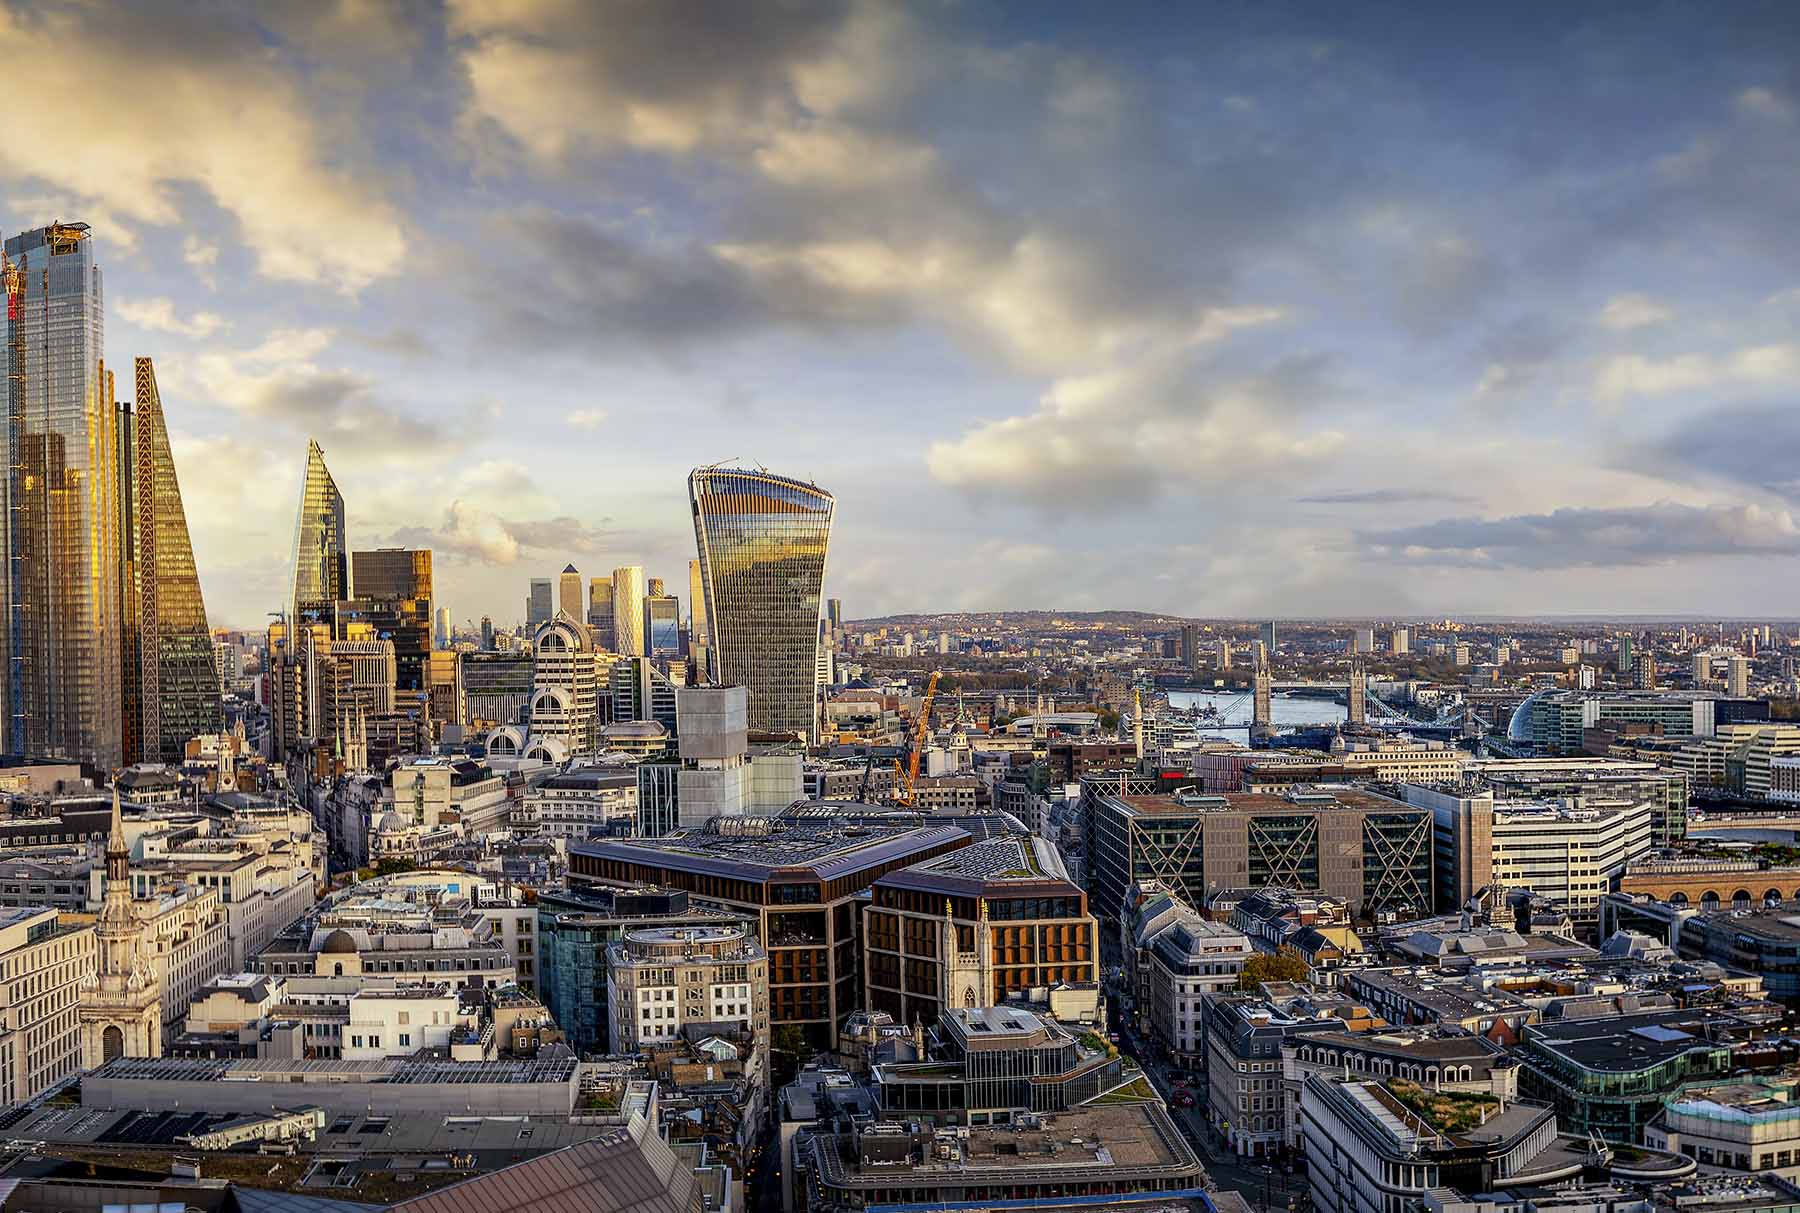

1108,786,1413,818
86,1056,577,1086
574,821,970,882
1525,1011,1731,1072
876,835,1075,896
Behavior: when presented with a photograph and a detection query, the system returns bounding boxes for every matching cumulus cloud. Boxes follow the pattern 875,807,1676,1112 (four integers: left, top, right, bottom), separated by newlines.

1363,502,1800,569
114,296,227,339
1597,293,1673,331
1294,489,1477,506
1632,403,1800,501
386,501,620,566
928,344,1343,510
1593,343,1800,402
174,328,452,458
0,3,405,290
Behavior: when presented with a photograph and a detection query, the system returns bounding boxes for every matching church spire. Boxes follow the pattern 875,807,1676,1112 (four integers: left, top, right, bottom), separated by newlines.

107,787,129,885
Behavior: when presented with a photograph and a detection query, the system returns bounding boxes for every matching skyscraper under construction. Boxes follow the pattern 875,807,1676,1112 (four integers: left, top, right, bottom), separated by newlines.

688,466,834,742
1,221,123,767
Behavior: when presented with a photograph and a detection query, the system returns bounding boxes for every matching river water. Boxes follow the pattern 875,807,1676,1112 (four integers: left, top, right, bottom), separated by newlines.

1167,688,1349,740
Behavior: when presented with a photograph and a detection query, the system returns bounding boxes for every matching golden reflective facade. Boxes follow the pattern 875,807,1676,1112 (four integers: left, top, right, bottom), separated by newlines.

291,439,349,619
1,223,122,766
688,467,834,741
129,358,221,761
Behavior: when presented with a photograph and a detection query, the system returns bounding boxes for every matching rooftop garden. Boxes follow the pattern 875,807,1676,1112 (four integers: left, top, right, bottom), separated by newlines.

1387,1078,1501,1134
1091,1076,1158,1105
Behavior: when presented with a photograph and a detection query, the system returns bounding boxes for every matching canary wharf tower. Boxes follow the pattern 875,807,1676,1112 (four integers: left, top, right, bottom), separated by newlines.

1,222,123,767
689,466,834,742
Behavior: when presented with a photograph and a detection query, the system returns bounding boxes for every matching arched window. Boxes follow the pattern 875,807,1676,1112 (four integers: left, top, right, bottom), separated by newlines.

103,1025,124,1062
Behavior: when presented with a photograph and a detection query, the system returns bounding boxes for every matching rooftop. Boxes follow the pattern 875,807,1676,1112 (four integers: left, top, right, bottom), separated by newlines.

876,835,1075,896
1108,785,1414,818
573,820,970,883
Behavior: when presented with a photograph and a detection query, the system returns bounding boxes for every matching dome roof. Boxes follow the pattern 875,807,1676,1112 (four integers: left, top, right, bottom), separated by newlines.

374,811,410,832
321,929,359,954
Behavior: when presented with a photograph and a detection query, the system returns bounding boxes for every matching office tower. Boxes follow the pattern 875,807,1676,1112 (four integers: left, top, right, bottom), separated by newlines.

1728,655,1751,698
433,606,450,649
1178,623,1199,670
647,577,665,597
611,565,646,655
644,593,680,656
558,563,582,620
586,576,613,645
688,467,835,740
124,359,222,762
687,559,708,647
290,439,350,623
1260,621,1277,654
1390,627,1410,655
1216,637,1232,670
0,222,124,766
479,615,494,651
827,598,842,633
350,548,432,692
526,577,553,626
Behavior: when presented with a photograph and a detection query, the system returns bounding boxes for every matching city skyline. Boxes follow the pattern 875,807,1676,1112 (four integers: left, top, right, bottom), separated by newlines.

9,5,1800,629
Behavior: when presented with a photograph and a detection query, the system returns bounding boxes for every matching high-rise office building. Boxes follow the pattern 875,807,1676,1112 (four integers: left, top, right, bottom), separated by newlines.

526,577,553,626
558,564,582,620
350,548,432,691
1,221,123,766
123,359,221,762
1260,621,1278,654
647,577,665,598
687,559,708,644
480,615,495,651
611,565,646,655
645,594,680,656
588,576,613,646
291,439,349,621
1178,624,1199,669
827,598,843,633
688,466,835,741
433,607,451,649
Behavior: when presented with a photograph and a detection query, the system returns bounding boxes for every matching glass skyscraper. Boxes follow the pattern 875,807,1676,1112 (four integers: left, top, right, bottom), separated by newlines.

1,222,123,766
290,439,349,621
127,358,221,761
645,593,680,656
610,565,645,655
688,466,834,741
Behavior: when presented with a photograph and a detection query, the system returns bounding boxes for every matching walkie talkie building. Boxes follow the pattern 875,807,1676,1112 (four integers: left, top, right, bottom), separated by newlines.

688,467,834,742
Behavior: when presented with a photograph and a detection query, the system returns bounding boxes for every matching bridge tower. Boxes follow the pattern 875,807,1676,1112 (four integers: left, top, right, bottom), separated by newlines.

1348,656,1367,726
1251,651,1273,741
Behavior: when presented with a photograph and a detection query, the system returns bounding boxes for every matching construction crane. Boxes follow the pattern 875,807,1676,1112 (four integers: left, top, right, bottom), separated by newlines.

892,670,941,807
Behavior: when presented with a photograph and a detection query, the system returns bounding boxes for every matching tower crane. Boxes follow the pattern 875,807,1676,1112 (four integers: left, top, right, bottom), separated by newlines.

892,670,941,807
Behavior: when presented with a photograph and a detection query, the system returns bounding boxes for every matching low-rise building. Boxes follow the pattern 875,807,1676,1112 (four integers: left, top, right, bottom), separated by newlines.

0,906,94,1104
524,766,638,839
1647,1076,1800,1179
1136,900,1251,1067
607,924,768,1055
251,880,516,990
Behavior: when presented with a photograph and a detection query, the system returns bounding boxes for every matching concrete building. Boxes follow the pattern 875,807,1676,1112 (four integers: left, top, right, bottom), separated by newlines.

0,906,94,1104
1647,1077,1800,1179
1403,784,1653,926
863,834,1098,1025
1465,758,1690,849
524,766,638,839
607,924,768,1055
1138,902,1252,1066
1086,783,1434,924
251,880,517,991
572,818,970,1046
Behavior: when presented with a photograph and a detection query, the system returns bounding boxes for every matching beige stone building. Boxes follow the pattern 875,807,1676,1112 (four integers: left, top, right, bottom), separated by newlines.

607,924,768,1055
0,906,94,1103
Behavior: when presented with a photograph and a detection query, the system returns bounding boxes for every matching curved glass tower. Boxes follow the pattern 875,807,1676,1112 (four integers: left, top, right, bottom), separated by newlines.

688,466,834,741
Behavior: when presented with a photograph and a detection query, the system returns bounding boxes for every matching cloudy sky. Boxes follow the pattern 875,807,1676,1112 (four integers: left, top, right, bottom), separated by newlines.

12,1,1800,628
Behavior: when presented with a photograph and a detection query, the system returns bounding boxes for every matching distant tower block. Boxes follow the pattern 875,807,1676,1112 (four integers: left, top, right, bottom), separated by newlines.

1251,654,1273,741
1348,657,1367,726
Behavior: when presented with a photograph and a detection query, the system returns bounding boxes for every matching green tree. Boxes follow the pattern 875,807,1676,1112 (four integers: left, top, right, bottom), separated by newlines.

772,1024,808,1059
1236,945,1310,990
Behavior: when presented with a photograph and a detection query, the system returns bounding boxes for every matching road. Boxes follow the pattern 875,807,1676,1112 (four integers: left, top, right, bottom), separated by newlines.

1116,1021,1311,1213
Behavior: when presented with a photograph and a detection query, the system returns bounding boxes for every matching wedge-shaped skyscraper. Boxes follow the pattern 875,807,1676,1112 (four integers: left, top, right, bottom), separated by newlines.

688,466,834,741
291,438,349,621
124,358,221,761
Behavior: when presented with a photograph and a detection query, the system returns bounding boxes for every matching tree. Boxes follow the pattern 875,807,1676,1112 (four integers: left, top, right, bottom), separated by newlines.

771,1024,808,1059
1236,945,1310,990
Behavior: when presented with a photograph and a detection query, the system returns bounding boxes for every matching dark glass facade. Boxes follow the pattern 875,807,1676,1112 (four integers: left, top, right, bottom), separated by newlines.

290,440,348,618
350,549,433,691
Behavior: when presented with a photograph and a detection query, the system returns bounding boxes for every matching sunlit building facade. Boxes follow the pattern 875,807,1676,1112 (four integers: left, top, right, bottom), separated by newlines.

290,439,349,620
610,565,646,655
125,358,221,761
688,467,834,741
1,221,123,767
